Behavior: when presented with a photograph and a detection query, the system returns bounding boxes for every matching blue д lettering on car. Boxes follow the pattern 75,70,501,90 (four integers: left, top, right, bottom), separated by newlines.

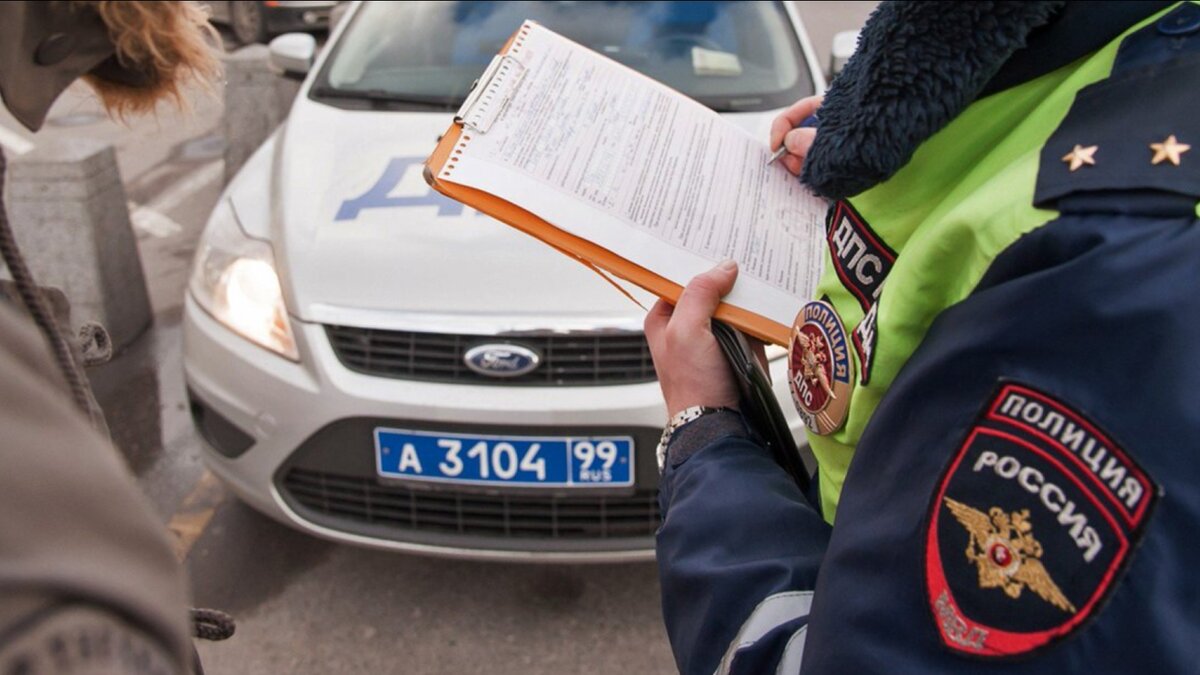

184,0,825,561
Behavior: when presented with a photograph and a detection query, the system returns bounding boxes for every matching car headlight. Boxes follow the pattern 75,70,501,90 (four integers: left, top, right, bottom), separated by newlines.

189,198,299,361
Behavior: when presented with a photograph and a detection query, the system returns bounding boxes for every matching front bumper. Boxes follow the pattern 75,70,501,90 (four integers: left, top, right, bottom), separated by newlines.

183,295,805,562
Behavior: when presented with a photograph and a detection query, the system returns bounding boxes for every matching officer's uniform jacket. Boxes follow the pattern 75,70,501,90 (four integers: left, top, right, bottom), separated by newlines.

656,2,1200,673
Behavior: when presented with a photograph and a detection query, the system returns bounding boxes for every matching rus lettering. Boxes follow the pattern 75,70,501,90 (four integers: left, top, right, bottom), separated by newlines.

831,217,856,258
820,312,839,338
1040,483,1066,513
1119,477,1144,511
1038,411,1066,436
1056,502,1103,563
995,456,1021,479
1018,466,1044,493
830,214,891,305
990,390,1144,518
1078,526,1103,563
936,591,987,650
1080,439,1106,473
832,218,869,273
857,304,878,347
853,301,879,384
999,394,1026,417
1061,423,1087,452
971,450,1103,563
398,443,423,473
832,342,848,380
1099,457,1127,492
1056,500,1088,539
1021,402,1046,425
856,254,882,286
974,450,999,473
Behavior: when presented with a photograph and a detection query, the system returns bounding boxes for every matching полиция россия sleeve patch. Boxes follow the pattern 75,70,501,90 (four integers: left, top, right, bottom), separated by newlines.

923,382,1158,658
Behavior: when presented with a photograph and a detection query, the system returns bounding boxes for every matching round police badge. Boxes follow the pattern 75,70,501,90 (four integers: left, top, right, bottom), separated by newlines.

788,301,853,435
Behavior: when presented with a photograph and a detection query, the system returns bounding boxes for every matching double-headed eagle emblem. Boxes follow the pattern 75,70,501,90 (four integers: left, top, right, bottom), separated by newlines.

794,331,836,401
943,497,1076,613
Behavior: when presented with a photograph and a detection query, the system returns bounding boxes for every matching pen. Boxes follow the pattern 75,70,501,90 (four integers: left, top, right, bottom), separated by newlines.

766,112,820,166
766,145,789,166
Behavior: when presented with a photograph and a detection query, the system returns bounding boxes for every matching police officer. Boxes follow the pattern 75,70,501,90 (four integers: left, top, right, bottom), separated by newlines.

0,3,219,673
646,1,1198,672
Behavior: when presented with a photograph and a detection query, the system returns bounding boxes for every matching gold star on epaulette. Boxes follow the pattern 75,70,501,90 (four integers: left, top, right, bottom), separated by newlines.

1061,144,1098,172
1150,135,1190,166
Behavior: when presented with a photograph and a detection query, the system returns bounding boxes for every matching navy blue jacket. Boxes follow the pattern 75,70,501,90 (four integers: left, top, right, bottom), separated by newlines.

656,4,1200,673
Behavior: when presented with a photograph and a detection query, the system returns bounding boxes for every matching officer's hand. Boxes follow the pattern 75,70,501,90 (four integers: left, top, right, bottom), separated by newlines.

644,261,741,418
770,95,823,176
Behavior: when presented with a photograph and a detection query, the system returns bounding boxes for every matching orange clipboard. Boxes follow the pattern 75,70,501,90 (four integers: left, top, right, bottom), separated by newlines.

423,26,791,347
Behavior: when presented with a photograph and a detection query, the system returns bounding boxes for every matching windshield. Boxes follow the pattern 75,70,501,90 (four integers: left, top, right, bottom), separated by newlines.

312,1,813,113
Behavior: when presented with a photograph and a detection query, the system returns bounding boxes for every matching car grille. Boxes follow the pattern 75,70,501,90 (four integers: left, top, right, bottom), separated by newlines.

282,468,661,540
324,325,656,386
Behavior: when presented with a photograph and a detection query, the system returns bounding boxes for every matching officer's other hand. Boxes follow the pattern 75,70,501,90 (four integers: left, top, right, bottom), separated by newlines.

770,95,823,176
644,261,741,418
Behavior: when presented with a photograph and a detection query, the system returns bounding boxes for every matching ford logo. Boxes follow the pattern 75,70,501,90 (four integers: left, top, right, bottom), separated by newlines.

463,344,542,378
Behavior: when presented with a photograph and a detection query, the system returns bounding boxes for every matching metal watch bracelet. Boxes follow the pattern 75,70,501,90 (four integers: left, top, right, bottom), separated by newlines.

656,405,737,473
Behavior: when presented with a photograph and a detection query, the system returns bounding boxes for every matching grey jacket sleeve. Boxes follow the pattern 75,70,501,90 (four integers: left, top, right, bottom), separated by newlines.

0,303,192,671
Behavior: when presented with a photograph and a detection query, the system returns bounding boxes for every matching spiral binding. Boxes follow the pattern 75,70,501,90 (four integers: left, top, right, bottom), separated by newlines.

442,22,534,181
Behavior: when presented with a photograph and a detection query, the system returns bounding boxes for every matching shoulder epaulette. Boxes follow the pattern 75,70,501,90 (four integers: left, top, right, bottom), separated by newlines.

1036,3,1200,208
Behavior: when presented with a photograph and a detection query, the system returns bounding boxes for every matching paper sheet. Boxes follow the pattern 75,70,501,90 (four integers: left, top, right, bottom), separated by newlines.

443,22,827,327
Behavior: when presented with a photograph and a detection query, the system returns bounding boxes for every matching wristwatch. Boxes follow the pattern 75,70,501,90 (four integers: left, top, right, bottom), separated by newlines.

656,405,736,473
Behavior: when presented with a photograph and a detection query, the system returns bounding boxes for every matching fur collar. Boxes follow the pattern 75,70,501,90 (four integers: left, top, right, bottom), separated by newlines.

802,1,1065,200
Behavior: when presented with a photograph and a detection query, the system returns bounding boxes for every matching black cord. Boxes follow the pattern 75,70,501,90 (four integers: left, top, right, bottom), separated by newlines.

3,150,236,672
0,149,94,416
190,607,236,641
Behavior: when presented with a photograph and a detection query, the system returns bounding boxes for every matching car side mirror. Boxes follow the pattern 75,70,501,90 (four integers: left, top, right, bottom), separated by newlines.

268,33,317,81
829,30,860,79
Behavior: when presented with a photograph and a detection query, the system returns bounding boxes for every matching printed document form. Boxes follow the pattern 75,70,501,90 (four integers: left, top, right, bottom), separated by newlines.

441,22,828,326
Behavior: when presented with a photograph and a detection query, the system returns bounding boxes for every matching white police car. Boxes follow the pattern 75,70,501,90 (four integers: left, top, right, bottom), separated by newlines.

184,0,824,561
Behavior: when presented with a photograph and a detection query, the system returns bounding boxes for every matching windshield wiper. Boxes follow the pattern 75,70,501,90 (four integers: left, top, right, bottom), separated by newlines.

310,86,460,111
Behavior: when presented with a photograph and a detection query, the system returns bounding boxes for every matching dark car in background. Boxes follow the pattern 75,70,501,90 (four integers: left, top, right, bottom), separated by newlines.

206,1,341,44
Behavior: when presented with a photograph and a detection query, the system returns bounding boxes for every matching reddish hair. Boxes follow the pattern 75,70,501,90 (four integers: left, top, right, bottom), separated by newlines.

75,1,222,117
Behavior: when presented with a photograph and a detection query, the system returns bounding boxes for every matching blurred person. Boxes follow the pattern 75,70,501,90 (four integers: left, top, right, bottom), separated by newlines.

0,2,220,673
647,1,1198,673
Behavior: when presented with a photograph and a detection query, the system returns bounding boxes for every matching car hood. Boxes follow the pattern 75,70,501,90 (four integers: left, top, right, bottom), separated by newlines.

253,97,776,331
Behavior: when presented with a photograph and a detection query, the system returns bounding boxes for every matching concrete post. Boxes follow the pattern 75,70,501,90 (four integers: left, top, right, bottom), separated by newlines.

3,139,152,352
222,44,302,184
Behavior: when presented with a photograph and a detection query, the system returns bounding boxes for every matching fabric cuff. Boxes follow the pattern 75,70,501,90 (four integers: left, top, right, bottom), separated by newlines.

665,409,754,470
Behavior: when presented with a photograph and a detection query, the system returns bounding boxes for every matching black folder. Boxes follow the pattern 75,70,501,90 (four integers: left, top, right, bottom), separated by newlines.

712,320,812,494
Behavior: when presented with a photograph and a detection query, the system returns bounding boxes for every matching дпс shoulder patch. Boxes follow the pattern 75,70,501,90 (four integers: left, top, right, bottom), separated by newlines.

851,299,879,385
827,200,895,313
924,382,1159,658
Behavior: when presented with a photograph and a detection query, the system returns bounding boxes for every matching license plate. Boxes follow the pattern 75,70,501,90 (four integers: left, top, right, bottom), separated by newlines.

374,428,635,487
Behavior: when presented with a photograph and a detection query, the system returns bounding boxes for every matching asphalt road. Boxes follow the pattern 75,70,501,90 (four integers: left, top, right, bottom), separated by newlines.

1,4,877,673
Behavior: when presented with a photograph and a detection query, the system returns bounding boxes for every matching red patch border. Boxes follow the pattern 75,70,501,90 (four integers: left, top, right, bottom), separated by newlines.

826,200,896,313
985,384,1152,525
850,302,879,386
923,381,1158,660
